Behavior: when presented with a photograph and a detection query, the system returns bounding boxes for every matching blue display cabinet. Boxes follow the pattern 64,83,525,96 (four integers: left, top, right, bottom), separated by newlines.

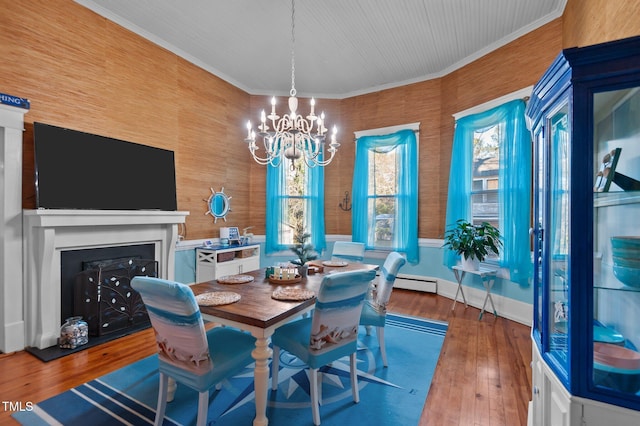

527,36,640,425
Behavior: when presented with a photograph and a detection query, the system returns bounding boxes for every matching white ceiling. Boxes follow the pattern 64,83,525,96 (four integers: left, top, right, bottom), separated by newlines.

74,0,567,99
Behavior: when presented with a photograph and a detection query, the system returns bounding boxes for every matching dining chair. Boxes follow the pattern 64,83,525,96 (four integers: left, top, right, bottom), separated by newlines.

131,276,256,426
271,268,377,426
359,251,406,367
331,241,366,262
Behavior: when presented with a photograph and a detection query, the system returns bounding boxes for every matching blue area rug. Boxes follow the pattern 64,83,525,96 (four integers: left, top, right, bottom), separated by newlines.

13,314,447,426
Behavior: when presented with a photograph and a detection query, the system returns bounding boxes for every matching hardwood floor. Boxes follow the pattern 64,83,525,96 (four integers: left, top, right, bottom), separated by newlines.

0,289,532,425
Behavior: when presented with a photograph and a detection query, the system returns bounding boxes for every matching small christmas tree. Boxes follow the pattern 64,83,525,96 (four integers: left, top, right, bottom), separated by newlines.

290,210,318,267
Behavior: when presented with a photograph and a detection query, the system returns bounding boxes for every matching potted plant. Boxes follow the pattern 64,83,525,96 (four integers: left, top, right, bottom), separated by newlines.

443,219,502,271
290,231,318,277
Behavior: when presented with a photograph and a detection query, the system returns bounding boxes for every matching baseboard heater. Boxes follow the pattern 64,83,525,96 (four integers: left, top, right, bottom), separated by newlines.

386,273,437,293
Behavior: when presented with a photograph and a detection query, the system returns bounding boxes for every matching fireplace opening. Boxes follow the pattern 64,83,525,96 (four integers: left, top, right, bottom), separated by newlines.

60,244,155,324
74,257,156,336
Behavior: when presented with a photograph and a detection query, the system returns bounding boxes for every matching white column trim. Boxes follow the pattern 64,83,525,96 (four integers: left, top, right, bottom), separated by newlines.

0,102,28,353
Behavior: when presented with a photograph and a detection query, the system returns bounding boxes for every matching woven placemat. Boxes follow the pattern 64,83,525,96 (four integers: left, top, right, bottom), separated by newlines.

271,287,315,301
217,274,255,284
196,291,241,306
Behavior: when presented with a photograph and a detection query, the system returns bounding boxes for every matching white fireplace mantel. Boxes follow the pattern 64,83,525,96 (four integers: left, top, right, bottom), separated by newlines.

23,209,188,349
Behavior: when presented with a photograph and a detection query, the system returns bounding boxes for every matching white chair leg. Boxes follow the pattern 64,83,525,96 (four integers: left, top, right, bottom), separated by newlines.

365,325,372,336
377,326,388,367
310,368,321,425
349,352,360,403
196,391,209,426
271,346,280,390
154,373,169,426
167,377,177,402
317,371,323,405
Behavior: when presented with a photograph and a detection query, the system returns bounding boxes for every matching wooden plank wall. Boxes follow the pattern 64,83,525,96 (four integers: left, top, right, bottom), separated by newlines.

563,0,640,49
2,0,639,241
2,0,251,242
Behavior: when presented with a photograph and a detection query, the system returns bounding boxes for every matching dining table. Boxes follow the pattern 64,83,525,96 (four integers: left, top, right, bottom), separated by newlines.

189,261,379,426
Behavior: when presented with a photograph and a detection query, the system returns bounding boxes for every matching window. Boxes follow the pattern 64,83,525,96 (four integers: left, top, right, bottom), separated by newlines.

471,124,501,229
370,146,398,248
265,159,326,254
353,126,419,263
444,98,532,284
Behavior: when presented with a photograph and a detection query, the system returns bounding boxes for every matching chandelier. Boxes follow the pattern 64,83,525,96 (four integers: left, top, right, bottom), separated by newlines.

244,0,339,168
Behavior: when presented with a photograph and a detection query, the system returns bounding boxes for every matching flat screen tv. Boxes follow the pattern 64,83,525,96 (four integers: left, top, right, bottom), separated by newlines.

33,122,177,211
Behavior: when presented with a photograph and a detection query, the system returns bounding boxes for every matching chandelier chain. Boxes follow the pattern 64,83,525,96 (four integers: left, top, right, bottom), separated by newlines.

290,0,296,97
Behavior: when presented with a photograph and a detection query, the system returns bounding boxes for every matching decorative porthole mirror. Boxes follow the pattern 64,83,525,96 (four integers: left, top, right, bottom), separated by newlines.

204,187,231,223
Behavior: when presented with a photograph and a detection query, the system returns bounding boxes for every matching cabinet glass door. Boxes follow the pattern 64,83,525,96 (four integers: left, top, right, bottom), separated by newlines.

533,131,545,339
547,103,570,373
593,87,640,399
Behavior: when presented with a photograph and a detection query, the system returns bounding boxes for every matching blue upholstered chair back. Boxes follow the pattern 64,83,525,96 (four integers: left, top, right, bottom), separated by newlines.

131,277,212,375
374,252,406,308
309,268,377,354
331,241,366,262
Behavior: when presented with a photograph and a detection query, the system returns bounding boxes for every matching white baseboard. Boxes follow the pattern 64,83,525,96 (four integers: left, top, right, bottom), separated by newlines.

436,278,532,326
396,276,532,327
393,273,437,293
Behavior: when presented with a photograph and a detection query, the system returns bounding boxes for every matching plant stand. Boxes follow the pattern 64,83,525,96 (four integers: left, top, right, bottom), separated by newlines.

451,265,498,320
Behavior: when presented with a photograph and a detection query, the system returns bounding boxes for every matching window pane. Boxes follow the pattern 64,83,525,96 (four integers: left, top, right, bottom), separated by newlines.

367,147,398,249
471,124,501,229
367,196,396,248
281,160,307,245
287,160,306,197
369,148,397,196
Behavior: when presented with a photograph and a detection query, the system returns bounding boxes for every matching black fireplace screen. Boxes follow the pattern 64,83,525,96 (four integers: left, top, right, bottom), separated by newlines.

74,258,157,336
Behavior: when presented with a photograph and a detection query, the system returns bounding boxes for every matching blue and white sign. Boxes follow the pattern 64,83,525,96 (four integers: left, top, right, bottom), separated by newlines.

0,92,30,109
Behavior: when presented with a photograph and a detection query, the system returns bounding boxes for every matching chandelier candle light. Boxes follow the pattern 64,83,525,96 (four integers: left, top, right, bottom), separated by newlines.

244,0,339,168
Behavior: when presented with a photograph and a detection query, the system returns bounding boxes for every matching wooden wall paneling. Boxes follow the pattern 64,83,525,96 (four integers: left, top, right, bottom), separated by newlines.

404,79,443,239
438,73,458,238
3,1,112,209
102,23,179,151
563,0,640,49
176,59,251,240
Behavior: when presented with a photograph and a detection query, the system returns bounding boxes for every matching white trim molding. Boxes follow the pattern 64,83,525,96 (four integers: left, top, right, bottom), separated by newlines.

354,122,420,139
453,86,533,120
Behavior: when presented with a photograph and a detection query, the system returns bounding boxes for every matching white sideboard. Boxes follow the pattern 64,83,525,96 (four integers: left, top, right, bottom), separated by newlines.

195,244,260,281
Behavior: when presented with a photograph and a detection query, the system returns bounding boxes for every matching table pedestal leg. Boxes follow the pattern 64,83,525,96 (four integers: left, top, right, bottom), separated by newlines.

251,333,273,426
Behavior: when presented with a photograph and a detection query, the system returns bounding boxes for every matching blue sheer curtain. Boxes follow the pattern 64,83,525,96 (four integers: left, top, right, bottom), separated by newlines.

352,129,419,263
444,99,531,285
265,163,287,253
308,163,327,252
265,160,326,254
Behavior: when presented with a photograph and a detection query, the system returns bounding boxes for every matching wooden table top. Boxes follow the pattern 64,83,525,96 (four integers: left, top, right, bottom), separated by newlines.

191,262,378,329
